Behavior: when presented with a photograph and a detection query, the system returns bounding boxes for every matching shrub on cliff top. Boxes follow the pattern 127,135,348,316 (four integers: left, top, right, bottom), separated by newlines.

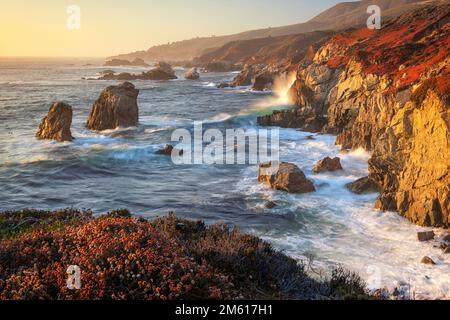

0,210,371,300
0,216,233,300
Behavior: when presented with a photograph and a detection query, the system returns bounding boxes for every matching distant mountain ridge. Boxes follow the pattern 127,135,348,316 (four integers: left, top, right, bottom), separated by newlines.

109,0,432,62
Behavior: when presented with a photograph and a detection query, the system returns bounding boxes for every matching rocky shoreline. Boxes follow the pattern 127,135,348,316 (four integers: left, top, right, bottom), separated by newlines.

256,3,450,228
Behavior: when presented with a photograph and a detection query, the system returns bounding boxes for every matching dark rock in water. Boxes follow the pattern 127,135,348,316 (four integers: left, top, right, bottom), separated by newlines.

442,234,450,243
86,82,139,131
155,144,184,156
185,67,200,80
264,201,277,209
346,176,381,194
420,256,436,265
258,161,315,194
95,62,177,81
417,231,435,242
217,82,231,89
444,247,450,254
36,102,73,142
257,108,327,132
205,61,238,72
313,157,343,173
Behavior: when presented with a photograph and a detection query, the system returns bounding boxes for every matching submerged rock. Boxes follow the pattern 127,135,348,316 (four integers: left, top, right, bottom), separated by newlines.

185,67,200,80
258,161,315,194
346,176,381,194
86,82,139,131
155,144,184,156
36,102,73,142
313,157,343,173
417,231,435,242
264,201,277,209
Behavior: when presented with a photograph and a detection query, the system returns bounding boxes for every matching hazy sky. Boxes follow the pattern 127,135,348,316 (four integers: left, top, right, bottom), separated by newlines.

0,0,346,57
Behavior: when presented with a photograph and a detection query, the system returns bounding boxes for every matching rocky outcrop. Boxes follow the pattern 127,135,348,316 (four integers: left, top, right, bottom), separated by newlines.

36,102,73,142
220,64,283,91
275,4,450,227
185,68,200,80
312,157,342,173
97,68,177,81
258,161,315,194
346,176,381,195
155,61,176,78
104,58,149,67
257,108,326,132
86,82,139,131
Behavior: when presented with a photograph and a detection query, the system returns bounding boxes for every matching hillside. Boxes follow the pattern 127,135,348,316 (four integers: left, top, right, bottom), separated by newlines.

108,0,430,62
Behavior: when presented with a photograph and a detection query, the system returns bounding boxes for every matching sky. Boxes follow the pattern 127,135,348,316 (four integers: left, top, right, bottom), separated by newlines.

0,0,346,58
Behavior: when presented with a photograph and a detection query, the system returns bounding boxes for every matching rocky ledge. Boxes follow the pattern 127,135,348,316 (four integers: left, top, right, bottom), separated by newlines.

36,102,73,142
86,82,139,131
261,4,450,227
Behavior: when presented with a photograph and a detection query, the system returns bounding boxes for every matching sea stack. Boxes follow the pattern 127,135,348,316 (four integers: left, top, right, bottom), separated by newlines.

86,82,139,131
36,102,73,142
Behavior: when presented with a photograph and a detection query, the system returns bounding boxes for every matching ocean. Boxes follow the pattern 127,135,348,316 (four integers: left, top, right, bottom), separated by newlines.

0,57,448,299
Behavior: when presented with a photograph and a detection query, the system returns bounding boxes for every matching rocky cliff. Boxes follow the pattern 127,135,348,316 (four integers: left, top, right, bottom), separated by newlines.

264,4,449,227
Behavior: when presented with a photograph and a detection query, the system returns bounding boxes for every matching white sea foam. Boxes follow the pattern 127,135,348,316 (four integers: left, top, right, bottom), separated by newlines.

237,129,450,299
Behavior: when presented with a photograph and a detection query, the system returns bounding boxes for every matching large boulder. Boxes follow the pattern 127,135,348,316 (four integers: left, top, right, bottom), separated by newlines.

312,157,343,173
36,102,73,142
86,82,139,131
185,67,200,80
258,161,315,194
154,61,176,78
346,176,381,194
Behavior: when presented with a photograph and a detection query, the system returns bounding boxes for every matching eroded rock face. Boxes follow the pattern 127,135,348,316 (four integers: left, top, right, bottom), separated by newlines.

283,4,450,227
185,68,200,80
257,108,326,132
86,82,139,131
205,61,238,72
258,161,315,194
312,157,343,173
36,102,73,142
